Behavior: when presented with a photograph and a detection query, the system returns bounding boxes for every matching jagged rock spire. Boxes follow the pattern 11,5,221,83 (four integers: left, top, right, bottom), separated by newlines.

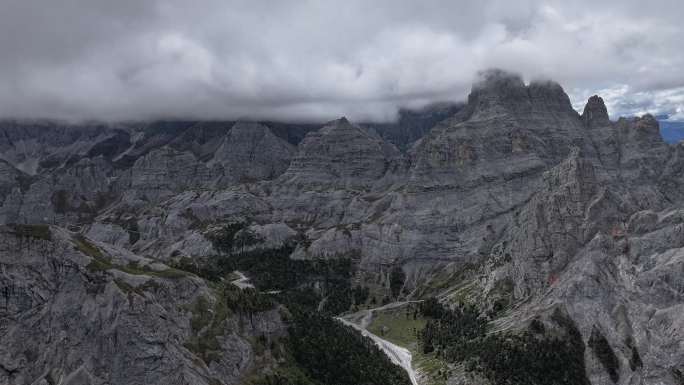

582,95,610,127
465,69,576,119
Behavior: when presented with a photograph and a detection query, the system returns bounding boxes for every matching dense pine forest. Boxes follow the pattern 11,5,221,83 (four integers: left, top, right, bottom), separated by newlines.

418,298,590,385
171,223,411,385
172,223,597,385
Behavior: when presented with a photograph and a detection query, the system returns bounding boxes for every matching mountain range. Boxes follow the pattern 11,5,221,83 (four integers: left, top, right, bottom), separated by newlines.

1,70,683,385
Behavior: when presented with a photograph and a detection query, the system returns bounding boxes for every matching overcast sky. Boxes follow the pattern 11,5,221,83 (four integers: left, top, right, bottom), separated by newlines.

1,0,683,122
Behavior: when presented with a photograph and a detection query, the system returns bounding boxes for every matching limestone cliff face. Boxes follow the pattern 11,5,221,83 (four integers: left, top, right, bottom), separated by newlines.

2,71,684,384
0,225,283,385
582,95,611,128
0,160,27,204
0,120,296,222
210,121,296,184
279,117,404,190
128,146,215,202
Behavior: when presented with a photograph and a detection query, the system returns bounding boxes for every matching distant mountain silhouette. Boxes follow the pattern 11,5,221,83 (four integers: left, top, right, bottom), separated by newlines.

659,119,684,143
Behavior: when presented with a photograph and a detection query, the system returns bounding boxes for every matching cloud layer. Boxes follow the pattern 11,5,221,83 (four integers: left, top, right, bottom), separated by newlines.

1,0,682,122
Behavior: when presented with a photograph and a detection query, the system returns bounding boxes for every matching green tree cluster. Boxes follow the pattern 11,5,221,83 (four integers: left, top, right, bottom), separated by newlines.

418,299,590,385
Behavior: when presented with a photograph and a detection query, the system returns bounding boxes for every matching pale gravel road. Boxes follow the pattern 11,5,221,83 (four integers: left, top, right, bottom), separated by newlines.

230,270,255,289
337,301,423,385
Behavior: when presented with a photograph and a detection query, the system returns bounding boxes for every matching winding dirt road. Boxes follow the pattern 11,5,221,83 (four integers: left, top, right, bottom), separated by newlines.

337,301,422,385
230,270,254,289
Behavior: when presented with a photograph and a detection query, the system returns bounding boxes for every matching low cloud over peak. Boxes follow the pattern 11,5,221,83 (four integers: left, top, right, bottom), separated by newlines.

1,0,682,122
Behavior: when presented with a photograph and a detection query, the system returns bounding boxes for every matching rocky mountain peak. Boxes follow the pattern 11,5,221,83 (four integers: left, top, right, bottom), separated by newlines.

319,116,375,139
465,69,576,120
581,95,610,127
527,79,576,114
210,121,295,183
616,113,664,147
280,117,402,189
633,113,658,129
336,116,351,125
468,69,527,104
473,69,526,90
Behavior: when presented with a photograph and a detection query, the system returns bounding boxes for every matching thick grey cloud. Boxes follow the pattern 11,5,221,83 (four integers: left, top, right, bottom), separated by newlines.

1,0,682,122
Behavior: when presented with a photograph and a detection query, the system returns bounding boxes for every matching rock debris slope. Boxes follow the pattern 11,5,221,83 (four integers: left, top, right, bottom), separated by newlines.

0,70,683,384
0,225,283,385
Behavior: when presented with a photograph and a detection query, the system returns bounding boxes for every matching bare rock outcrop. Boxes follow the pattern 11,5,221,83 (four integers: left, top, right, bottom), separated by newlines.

210,121,296,184
279,117,405,191
0,225,283,385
